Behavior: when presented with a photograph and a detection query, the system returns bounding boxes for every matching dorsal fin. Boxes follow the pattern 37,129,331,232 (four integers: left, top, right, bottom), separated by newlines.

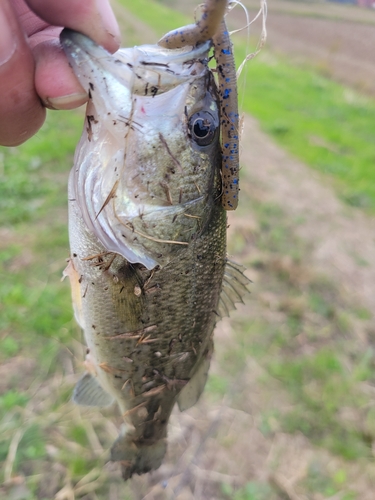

217,259,251,318
73,372,114,407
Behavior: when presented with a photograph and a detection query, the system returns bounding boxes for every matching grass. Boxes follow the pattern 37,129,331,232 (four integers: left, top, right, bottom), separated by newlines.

0,0,375,498
0,111,83,226
118,0,187,35
239,50,375,211
222,481,275,500
0,111,80,356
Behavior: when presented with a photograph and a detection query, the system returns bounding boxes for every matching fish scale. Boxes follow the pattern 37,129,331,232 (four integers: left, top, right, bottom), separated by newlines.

69,201,226,389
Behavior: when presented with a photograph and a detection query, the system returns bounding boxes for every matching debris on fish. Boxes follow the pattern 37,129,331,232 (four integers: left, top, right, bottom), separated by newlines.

61,0,249,481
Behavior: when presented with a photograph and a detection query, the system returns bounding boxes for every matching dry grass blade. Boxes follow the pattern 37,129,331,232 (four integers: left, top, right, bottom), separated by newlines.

4,428,25,483
269,473,306,500
73,468,106,496
55,483,75,500
84,419,104,456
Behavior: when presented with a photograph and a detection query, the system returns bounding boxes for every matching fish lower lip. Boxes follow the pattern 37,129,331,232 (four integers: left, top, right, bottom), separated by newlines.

60,28,129,81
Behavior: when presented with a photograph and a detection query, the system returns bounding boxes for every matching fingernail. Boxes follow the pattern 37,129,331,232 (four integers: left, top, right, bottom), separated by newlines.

44,92,88,110
0,5,17,66
95,0,121,45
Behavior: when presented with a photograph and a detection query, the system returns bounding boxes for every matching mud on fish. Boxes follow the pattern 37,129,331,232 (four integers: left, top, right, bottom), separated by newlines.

61,0,249,480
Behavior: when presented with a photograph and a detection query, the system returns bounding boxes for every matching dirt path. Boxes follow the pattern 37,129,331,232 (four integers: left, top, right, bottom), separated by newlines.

242,114,375,320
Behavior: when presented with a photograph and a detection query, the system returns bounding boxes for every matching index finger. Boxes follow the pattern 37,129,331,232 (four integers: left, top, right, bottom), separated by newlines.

25,0,121,53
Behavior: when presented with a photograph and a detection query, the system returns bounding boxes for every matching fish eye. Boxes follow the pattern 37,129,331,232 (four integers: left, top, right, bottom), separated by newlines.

189,111,217,147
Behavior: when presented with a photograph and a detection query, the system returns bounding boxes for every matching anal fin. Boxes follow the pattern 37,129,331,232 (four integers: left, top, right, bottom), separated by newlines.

177,342,213,411
73,372,114,407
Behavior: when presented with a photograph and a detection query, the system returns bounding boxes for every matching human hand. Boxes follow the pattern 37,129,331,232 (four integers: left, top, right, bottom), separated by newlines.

0,0,121,147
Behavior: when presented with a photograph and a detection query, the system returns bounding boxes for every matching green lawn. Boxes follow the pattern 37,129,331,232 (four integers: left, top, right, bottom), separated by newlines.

240,50,375,211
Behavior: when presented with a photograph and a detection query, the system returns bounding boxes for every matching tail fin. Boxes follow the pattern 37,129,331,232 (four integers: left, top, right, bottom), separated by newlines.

110,428,167,480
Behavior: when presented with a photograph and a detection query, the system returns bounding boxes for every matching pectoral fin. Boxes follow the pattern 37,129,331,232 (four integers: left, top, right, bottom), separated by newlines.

62,258,84,329
73,372,114,407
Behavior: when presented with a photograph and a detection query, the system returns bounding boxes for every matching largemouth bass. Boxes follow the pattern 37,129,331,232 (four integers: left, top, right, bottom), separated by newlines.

61,1,249,480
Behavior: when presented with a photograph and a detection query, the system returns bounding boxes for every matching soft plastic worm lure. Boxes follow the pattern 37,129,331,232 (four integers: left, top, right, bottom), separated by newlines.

158,0,239,210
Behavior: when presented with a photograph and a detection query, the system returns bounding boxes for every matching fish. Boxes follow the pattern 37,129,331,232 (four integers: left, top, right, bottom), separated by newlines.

61,0,249,480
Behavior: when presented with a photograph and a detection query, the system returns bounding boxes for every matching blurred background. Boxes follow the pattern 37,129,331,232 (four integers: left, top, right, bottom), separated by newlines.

1,0,375,498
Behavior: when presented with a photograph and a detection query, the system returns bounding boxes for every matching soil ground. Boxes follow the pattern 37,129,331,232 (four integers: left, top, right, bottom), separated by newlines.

247,1,375,96
173,0,375,95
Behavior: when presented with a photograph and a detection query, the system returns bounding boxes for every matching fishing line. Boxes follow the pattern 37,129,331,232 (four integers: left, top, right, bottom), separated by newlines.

225,0,267,142
235,0,268,80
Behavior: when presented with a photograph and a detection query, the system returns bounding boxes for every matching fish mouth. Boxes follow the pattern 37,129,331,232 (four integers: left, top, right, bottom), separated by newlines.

60,29,211,100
